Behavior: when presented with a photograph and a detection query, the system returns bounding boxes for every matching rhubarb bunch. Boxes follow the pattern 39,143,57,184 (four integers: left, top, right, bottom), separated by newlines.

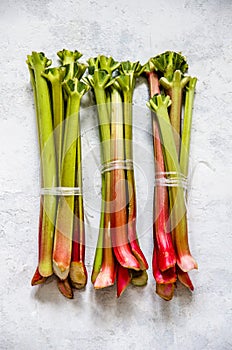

27,50,88,298
85,56,148,296
145,52,197,300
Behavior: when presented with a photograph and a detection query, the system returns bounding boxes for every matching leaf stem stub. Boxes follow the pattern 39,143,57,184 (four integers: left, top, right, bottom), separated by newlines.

147,94,172,114
26,51,52,71
63,78,89,97
57,49,82,65
87,55,120,75
151,51,188,81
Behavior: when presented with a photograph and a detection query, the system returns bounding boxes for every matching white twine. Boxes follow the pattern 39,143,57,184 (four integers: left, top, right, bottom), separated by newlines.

40,187,82,196
100,159,134,174
155,171,188,190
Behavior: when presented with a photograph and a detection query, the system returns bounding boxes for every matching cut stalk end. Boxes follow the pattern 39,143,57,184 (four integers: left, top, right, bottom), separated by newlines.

70,261,87,289
93,266,116,289
177,254,198,273
53,261,70,280
38,261,53,278
91,270,99,284
156,283,175,301
177,267,194,291
131,270,148,286
57,278,73,299
31,267,47,286
130,241,149,270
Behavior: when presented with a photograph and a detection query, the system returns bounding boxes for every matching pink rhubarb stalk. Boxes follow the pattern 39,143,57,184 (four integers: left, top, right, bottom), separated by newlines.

147,69,176,272
117,264,131,298
93,193,116,289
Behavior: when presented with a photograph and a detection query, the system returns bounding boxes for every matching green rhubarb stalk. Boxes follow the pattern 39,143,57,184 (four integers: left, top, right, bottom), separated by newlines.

56,50,88,288
28,63,47,285
70,95,88,288
27,52,57,277
147,95,198,273
28,66,41,151
160,71,190,153
85,65,114,284
42,67,66,183
177,77,197,290
53,79,89,279
42,65,75,296
180,77,197,177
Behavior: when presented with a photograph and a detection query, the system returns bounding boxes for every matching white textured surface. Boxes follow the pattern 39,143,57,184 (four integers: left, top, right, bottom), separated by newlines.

1,0,232,349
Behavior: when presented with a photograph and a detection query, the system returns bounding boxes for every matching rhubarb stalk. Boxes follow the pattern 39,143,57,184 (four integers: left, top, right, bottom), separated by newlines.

69,108,88,289
144,61,176,299
177,77,197,289
42,67,65,181
53,79,89,280
116,62,148,272
85,61,117,287
57,50,88,289
27,52,57,277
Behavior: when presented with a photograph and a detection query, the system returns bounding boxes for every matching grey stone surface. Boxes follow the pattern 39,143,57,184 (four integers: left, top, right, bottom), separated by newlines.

0,0,232,349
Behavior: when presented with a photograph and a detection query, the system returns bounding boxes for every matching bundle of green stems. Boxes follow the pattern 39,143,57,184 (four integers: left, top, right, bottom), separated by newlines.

145,51,197,300
27,50,88,298
84,56,148,296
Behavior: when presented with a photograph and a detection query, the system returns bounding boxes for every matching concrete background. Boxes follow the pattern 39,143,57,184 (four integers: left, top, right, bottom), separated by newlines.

0,0,232,349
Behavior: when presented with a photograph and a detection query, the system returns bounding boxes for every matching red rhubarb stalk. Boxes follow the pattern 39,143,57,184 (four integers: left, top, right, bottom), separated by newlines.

154,129,176,271
110,86,140,271
146,67,176,272
117,264,131,298
152,239,176,284
116,62,148,271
